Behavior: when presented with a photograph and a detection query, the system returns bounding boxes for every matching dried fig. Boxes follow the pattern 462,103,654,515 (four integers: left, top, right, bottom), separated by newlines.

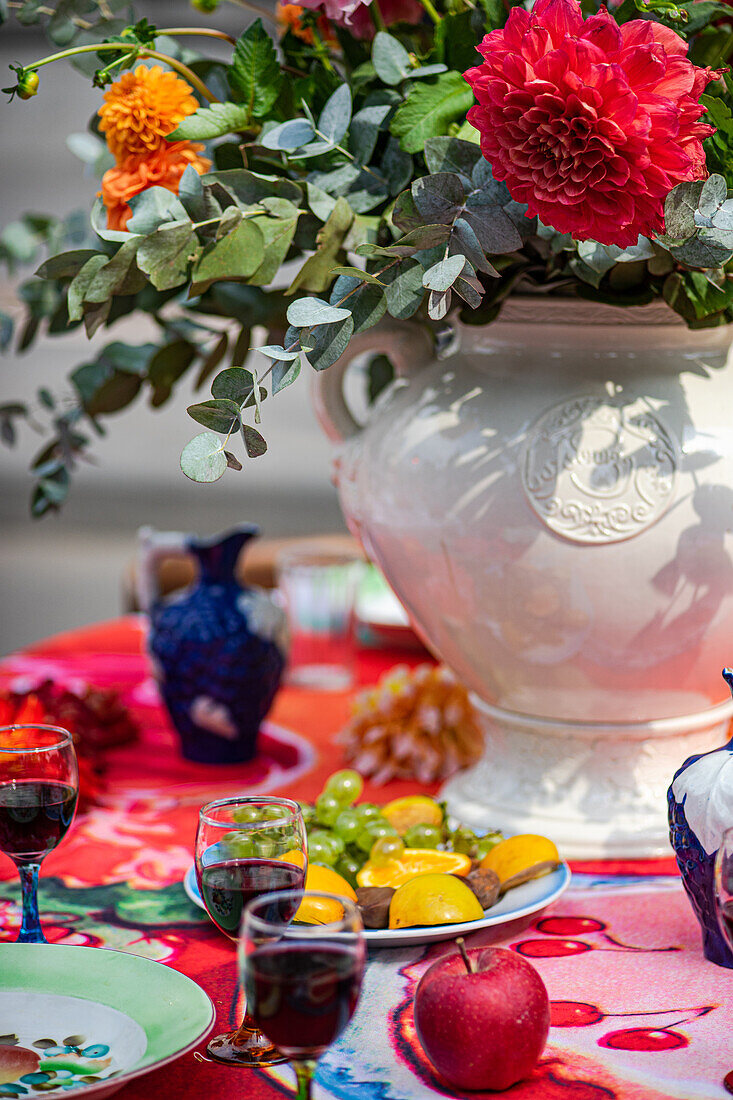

464,868,500,910
356,886,395,929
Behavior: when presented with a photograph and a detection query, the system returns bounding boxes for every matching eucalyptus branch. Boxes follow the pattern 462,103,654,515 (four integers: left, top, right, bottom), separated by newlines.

311,128,389,186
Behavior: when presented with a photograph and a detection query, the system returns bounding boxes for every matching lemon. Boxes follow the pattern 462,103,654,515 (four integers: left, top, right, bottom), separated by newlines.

381,795,443,836
357,848,471,889
479,833,560,885
293,864,356,925
389,873,484,929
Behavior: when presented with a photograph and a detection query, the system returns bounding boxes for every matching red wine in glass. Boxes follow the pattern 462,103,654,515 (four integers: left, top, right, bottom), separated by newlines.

244,941,363,1059
0,780,78,861
241,890,366,1100
194,796,308,1068
0,726,78,944
199,858,305,938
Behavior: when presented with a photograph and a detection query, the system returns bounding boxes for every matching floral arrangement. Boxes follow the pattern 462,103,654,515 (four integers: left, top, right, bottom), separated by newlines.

1,0,732,509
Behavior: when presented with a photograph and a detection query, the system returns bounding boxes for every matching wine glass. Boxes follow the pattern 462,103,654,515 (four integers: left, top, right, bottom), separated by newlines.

240,890,366,1100
195,796,308,1067
0,725,79,944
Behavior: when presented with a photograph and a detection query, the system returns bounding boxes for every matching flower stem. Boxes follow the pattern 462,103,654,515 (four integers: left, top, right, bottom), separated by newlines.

371,0,387,31
22,43,218,102
417,0,441,23
158,28,238,46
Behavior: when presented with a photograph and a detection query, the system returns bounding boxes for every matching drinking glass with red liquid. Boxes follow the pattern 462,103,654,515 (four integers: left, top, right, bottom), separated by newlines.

0,725,78,943
241,890,365,1100
195,796,307,1067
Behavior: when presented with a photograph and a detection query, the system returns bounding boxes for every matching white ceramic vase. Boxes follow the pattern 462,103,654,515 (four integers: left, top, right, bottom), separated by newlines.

313,299,733,859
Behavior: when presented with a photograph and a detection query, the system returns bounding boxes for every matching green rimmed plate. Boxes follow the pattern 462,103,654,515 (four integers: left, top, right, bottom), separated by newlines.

0,944,215,1098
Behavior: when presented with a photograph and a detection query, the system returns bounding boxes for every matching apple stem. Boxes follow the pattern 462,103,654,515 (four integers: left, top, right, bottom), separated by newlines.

456,937,474,974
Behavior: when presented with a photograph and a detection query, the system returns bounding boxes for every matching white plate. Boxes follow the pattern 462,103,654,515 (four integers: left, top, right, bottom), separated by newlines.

183,861,571,948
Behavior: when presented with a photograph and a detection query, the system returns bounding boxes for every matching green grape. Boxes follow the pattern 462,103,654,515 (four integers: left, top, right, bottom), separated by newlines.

451,825,479,856
315,794,342,827
298,802,317,828
232,805,260,824
253,837,277,859
404,823,443,849
262,804,289,821
308,832,338,867
370,835,405,866
353,803,381,825
225,832,255,858
476,832,504,860
357,820,398,854
335,855,361,889
324,769,364,806
334,809,361,844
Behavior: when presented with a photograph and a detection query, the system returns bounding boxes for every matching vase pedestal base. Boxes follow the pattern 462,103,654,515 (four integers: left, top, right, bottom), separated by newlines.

441,695,733,861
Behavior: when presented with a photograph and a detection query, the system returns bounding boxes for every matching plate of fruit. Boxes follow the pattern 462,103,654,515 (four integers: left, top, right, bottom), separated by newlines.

184,771,571,947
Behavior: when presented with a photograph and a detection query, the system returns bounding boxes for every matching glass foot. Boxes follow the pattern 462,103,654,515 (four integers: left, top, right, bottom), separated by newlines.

206,1026,287,1067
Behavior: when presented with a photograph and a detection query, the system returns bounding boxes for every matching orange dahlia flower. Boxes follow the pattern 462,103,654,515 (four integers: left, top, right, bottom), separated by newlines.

276,3,337,46
98,64,200,162
101,140,211,231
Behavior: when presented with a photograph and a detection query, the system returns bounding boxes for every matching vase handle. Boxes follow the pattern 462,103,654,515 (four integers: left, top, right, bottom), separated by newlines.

137,526,188,611
311,319,434,443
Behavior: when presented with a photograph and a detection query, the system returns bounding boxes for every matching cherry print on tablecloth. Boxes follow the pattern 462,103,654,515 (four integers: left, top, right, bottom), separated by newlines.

551,1002,713,1053
514,914,681,959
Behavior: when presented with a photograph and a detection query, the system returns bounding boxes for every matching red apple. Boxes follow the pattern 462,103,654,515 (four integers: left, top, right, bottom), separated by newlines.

413,944,550,1091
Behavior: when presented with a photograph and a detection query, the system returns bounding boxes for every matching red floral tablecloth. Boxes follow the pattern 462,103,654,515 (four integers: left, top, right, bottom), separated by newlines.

0,616,730,1100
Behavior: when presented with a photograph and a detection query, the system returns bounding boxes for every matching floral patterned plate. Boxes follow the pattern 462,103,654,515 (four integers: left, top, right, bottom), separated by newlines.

0,944,214,1098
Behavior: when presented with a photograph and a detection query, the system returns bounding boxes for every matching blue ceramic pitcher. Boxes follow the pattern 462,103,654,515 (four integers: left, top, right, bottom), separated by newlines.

140,524,288,765
668,668,733,968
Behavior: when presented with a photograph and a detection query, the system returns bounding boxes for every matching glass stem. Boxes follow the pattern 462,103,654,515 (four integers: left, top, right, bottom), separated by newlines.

293,1060,316,1100
17,862,45,944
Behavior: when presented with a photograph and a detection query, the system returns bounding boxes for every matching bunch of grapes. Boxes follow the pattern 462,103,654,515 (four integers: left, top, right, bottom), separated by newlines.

298,771,502,887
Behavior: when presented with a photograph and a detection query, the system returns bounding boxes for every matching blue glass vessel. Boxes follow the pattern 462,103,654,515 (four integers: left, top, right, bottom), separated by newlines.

668,668,733,968
145,525,288,764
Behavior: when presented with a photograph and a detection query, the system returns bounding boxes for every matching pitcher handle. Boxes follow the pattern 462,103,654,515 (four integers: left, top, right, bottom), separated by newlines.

311,319,434,444
136,526,188,611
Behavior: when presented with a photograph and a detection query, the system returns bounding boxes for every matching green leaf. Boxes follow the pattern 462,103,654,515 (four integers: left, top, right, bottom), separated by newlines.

272,356,302,394
261,118,315,151
226,450,243,471
255,345,301,360
287,297,351,327
67,255,108,322
180,432,228,483
305,314,354,371
424,136,482,183
330,266,384,285
382,259,425,319
228,19,283,118
423,254,467,291
35,249,100,281
179,166,222,224
330,276,387,334
187,398,242,432
169,102,251,142
204,170,302,209
242,424,268,457
391,72,475,154
413,172,465,223
663,180,705,241
247,208,301,286
287,197,354,294
372,32,411,86
211,366,259,405
190,220,265,296
148,340,196,407
137,221,199,291
317,84,352,146
127,188,189,235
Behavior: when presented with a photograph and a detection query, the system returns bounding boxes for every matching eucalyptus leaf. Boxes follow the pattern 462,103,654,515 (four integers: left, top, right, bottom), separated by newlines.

137,221,199,291
190,221,265,296
664,181,705,242
212,366,258,404
261,118,316,151
412,173,464,223
305,314,354,371
36,250,100,281
699,174,728,219
317,84,352,146
67,255,108,322
423,254,466,292
272,356,302,394
180,432,228,483
242,424,268,457
372,32,411,86
428,288,452,320
287,197,354,294
225,451,243,471
287,297,352,327
424,136,482,183
187,398,242,433
330,275,386,334
382,260,425,319
255,345,301,361
350,104,392,164
126,188,189,235
306,183,338,222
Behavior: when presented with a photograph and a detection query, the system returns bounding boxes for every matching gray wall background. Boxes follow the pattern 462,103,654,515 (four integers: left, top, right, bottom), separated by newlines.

0,1,348,656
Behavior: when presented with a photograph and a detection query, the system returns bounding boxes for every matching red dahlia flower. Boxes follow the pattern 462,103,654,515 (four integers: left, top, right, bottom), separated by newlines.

464,0,721,247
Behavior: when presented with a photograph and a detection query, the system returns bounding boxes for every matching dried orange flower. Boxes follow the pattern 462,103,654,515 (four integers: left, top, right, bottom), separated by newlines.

98,64,200,162
101,140,211,231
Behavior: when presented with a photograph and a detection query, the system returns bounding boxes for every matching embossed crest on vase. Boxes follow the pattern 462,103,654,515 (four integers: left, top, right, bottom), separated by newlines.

521,395,679,545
